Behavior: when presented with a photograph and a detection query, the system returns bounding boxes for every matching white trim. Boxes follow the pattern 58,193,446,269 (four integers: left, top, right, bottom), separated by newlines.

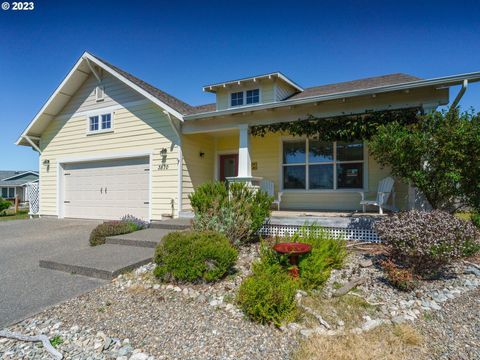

95,85,105,102
56,151,153,220
229,88,261,108
186,70,480,120
16,55,88,145
203,72,303,93
1,171,39,181
82,53,184,120
55,99,149,121
23,135,42,154
86,111,114,135
280,137,367,192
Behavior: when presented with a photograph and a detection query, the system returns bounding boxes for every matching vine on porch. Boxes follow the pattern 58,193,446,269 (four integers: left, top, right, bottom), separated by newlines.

250,108,420,141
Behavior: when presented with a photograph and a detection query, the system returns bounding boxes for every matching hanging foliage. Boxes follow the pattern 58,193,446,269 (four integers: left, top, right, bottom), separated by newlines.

250,108,420,141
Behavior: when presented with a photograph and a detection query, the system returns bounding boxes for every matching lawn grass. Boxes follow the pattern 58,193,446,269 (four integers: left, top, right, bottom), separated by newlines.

0,209,29,221
455,211,473,221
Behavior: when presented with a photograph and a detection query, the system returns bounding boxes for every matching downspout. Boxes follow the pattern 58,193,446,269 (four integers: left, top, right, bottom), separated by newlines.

163,111,183,217
450,79,468,110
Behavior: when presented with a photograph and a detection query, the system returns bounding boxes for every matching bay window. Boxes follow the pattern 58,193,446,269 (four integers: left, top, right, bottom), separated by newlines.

282,139,365,190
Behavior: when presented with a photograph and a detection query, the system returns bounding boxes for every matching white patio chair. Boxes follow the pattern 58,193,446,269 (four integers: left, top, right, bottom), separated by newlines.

260,179,283,210
359,176,395,214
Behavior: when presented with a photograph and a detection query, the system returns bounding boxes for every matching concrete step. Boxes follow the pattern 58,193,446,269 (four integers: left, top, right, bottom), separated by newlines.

106,228,174,248
39,244,153,280
150,218,192,230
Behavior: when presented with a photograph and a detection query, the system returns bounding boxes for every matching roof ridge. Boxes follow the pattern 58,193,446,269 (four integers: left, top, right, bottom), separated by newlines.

90,53,194,115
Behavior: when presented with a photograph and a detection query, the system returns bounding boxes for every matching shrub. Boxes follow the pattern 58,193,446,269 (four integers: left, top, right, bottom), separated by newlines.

89,221,134,246
287,225,347,290
154,231,237,283
375,210,480,275
237,249,298,326
121,214,149,231
380,259,416,291
0,197,10,214
471,212,480,229
189,181,273,246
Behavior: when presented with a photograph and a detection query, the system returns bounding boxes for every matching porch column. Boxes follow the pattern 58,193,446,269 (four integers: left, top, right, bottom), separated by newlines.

238,124,251,178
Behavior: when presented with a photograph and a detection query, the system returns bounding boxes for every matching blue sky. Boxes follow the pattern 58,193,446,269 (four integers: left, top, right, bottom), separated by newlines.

1,0,480,170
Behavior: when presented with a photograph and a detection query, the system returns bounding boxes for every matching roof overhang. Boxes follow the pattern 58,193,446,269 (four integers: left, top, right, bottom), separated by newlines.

203,72,303,93
186,71,480,121
1,171,39,181
17,52,184,147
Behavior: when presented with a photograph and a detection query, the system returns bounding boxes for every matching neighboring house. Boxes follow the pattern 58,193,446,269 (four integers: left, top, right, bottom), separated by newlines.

0,171,39,202
15,52,480,220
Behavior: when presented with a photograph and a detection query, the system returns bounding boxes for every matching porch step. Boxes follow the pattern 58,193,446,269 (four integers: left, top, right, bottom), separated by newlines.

106,228,174,248
39,244,153,280
150,218,192,230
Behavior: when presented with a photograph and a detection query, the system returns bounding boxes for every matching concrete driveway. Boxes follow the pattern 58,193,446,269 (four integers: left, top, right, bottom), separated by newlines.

0,218,106,328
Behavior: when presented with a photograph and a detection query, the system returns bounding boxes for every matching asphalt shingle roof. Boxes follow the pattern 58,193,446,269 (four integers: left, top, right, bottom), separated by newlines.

0,171,38,186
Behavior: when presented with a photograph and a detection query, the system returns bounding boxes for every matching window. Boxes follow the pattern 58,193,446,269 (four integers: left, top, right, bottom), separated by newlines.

246,89,260,104
88,113,112,133
282,139,364,190
101,114,111,129
231,92,244,107
1,188,15,198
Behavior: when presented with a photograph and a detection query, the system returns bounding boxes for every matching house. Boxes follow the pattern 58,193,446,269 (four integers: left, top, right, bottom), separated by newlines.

0,171,39,202
15,52,480,221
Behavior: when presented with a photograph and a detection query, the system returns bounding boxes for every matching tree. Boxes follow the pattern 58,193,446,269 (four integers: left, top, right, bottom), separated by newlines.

369,109,480,212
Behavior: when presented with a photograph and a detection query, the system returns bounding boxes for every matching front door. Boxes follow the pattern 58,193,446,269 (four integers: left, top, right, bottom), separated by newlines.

219,154,238,181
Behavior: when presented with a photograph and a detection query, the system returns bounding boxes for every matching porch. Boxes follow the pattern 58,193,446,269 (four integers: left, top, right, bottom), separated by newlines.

181,127,407,215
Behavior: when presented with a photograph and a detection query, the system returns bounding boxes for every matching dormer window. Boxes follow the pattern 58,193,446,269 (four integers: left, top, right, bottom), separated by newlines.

230,89,260,107
246,89,260,104
231,92,244,107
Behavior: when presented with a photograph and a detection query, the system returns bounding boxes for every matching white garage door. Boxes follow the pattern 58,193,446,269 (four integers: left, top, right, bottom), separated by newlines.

63,157,150,220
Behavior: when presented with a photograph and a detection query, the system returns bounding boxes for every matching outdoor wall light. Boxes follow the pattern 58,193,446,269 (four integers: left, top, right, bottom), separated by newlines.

199,151,205,158
160,148,168,155
42,159,50,166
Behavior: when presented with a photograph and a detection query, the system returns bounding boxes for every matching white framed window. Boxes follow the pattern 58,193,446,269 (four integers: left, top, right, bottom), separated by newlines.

95,85,104,102
87,112,113,134
282,139,365,190
246,89,260,104
230,88,260,107
231,91,244,107
1,187,16,198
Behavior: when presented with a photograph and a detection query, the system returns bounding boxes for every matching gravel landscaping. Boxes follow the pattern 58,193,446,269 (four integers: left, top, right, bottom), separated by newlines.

1,243,479,359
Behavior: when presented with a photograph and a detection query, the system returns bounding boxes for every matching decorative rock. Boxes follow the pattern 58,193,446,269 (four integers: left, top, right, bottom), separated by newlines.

464,266,480,277
118,345,133,356
130,353,149,360
359,259,373,268
361,318,383,331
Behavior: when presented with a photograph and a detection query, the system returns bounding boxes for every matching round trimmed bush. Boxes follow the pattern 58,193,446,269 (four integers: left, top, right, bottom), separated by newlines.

375,210,480,275
154,231,238,283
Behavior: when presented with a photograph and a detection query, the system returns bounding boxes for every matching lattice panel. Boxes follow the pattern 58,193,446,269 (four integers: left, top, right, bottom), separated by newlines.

27,182,39,215
258,224,380,243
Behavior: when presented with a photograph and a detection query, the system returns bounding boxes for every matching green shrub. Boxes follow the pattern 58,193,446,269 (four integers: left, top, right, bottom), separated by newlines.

285,225,347,290
89,221,134,246
189,181,273,246
471,212,480,229
154,231,237,283
237,252,298,326
0,197,10,214
375,210,480,276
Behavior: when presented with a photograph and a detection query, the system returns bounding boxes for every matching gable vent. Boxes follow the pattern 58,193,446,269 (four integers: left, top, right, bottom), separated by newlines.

95,85,104,102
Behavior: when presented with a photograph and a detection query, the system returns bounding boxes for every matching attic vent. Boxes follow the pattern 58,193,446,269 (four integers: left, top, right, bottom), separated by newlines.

95,85,104,102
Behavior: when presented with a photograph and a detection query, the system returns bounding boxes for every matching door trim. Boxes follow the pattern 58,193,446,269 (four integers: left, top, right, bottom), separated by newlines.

57,151,153,221
214,150,238,181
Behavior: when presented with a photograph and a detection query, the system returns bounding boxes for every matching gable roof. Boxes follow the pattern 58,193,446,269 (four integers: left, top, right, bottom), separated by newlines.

203,72,303,93
17,51,190,147
90,55,193,115
0,171,39,186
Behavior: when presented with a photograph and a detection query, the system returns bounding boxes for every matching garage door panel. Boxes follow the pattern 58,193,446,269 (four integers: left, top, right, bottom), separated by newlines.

63,157,150,220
